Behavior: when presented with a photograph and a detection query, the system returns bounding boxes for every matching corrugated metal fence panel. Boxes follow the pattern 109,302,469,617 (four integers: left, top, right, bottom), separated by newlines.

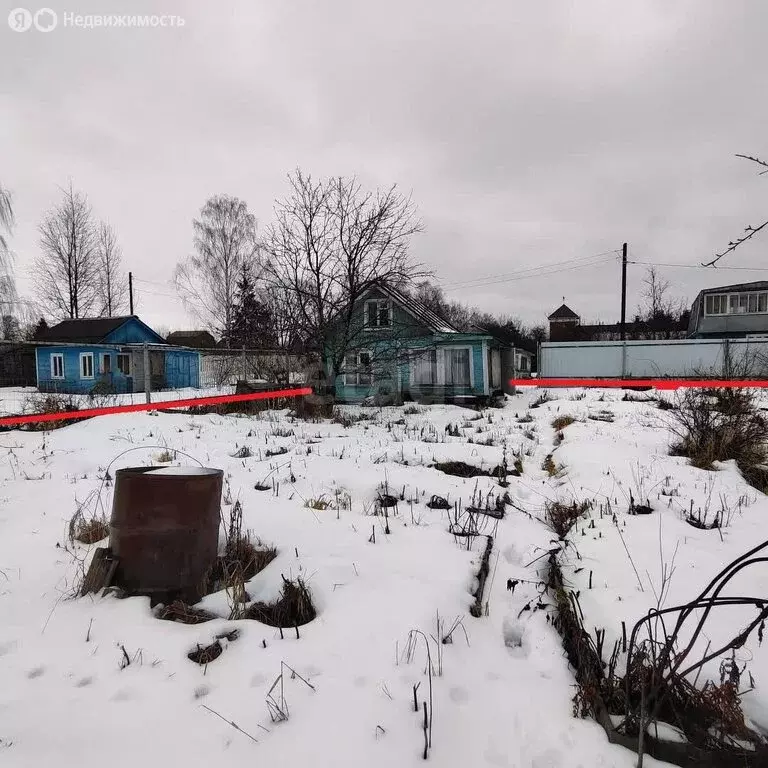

539,338,768,378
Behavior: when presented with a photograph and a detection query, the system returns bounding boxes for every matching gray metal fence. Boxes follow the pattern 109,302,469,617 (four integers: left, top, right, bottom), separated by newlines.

198,349,313,388
539,338,768,379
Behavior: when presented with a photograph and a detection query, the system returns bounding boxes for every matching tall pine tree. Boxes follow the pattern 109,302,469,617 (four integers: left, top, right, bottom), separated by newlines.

226,263,275,349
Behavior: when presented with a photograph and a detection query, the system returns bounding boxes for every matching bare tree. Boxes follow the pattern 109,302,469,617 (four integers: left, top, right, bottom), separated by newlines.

641,266,673,319
704,153,768,266
95,221,126,316
262,170,426,379
33,181,98,319
0,184,19,313
174,194,259,345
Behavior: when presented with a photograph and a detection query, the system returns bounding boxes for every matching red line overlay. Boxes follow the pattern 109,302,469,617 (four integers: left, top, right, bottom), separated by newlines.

0,387,314,428
510,378,768,390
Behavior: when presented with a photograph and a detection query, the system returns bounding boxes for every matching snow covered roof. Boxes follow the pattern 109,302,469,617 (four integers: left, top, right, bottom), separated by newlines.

37,316,136,343
363,282,460,333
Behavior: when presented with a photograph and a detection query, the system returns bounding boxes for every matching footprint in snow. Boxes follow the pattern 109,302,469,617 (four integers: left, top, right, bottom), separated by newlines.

110,688,134,702
354,676,368,688
449,686,469,704
27,666,45,679
502,545,521,564
75,676,94,688
250,673,267,687
502,618,529,658
531,748,563,768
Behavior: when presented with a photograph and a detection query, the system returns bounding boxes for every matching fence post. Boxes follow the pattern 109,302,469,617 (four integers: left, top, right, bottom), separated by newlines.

723,338,731,379
511,347,517,395
241,346,246,384
621,341,627,380
143,343,151,404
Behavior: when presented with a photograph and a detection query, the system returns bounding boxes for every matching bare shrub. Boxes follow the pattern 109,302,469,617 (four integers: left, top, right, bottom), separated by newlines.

546,499,591,538
668,388,768,491
552,415,576,430
18,392,85,431
68,507,109,545
246,575,316,628
530,391,551,408
156,601,216,624
542,454,564,478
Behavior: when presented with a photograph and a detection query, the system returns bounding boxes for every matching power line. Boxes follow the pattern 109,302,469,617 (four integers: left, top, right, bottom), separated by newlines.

437,249,620,290
438,253,619,293
628,260,768,273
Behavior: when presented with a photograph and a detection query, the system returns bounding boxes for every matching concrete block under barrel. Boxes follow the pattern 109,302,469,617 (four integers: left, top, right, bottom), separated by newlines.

109,466,223,604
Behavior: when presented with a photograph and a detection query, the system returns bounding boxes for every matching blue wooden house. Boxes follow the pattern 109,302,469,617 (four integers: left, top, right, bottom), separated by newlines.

326,283,515,405
34,316,200,394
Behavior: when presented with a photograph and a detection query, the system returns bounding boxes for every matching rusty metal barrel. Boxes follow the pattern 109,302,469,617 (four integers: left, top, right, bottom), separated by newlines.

109,466,223,604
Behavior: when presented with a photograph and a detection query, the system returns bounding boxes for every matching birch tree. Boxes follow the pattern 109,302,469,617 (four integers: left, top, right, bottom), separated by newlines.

95,221,127,316
0,184,19,315
33,182,98,319
262,170,426,379
174,194,259,345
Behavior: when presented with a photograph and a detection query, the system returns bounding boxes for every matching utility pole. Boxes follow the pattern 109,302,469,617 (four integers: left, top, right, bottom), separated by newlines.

620,243,627,341
129,271,134,315
143,343,151,404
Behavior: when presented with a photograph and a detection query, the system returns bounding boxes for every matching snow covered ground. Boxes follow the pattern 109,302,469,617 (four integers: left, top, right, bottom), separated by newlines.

0,386,238,416
1,386,766,767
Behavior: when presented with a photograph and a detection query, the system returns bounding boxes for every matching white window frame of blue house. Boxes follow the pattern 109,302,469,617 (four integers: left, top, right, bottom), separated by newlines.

364,299,393,329
80,352,94,380
343,350,373,386
439,346,474,388
410,348,437,386
50,353,64,380
117,353,131,375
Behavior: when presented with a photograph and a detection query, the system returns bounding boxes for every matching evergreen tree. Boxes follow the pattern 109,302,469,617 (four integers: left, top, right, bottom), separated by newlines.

226,264,275,349
31,317,48,340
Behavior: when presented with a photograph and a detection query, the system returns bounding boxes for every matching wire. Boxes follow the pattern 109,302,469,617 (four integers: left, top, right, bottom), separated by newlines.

437,249,621,290
628,260,768,273
439,253,619,294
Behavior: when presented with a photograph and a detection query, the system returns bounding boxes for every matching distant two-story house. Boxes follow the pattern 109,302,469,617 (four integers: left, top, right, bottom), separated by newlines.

326,283,517,404
687,281,768,339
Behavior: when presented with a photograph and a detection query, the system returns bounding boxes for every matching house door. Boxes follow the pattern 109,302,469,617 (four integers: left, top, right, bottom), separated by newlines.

150,351,166,389
490,349,501,389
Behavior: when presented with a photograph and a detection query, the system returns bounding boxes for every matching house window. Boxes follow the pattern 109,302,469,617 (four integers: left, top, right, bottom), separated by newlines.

705,294,728,315
412,349,437,385
445,348,471,387
80,352,94,379
705,291,768,316
117,354,131,375
343,350,373,386
101,354,111,375
365,300,392,328
50,353,64,379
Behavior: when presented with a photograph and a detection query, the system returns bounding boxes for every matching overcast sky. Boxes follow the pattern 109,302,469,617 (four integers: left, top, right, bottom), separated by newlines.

2,0,767,333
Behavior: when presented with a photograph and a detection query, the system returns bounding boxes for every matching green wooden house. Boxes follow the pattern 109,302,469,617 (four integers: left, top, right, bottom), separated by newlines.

326,283,515,405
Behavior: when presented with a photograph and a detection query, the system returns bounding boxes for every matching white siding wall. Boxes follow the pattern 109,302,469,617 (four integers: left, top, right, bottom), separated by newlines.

540,338,768,378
